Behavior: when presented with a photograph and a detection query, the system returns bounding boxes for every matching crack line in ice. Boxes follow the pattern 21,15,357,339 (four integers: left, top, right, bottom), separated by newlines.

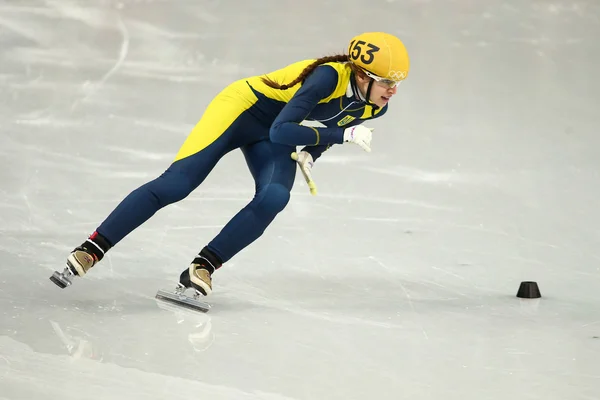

431,266,466,281
72,13,129,109
369,256,429,339
0,354,10,379
224,287,403,329
581,320,600,328
103,146,174,161
297,192,457,211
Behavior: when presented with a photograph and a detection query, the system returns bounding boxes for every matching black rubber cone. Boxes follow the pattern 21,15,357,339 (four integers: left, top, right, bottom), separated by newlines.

517,281,541,299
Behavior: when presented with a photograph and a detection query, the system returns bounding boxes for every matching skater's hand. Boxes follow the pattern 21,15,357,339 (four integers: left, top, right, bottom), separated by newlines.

343,125,373,152
291,151,317,195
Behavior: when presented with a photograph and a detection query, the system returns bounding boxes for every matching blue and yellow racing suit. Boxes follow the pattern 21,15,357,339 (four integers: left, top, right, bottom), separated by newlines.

95,59,388,263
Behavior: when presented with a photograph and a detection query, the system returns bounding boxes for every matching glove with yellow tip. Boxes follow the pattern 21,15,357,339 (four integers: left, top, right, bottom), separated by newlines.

291,151,317,195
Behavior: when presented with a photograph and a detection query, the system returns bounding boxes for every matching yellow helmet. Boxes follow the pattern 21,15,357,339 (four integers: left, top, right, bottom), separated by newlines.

348,32,410,86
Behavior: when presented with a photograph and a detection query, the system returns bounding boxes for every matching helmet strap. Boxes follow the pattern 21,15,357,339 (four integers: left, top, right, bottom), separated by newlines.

365,80,379,117
349,71,365,101
351,69,379,114
365,80,377,107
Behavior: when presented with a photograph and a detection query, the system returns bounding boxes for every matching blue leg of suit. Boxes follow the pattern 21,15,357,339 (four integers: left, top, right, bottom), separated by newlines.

95,110,296,263
207,140,296,262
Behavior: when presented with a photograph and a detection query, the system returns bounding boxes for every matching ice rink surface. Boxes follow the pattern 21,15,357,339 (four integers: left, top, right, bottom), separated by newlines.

1,0,600,399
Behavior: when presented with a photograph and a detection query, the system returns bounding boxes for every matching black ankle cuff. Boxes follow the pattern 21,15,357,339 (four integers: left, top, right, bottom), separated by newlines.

80,231,112,261
90,231,112,253
193,246,222,274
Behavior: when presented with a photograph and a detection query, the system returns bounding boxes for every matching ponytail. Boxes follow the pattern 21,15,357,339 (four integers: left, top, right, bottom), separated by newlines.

261,54,350,90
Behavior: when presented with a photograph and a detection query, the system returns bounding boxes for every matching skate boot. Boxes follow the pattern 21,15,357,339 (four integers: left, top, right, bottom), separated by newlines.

50,232,111,288
155,247,222,313
178,247,222,296
66,247,99,277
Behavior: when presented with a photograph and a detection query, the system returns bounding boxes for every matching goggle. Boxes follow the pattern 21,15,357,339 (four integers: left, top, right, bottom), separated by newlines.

362,69,404,89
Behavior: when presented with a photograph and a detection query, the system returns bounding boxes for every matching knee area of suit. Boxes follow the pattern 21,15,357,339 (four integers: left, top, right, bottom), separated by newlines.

144,170,196,206
254,183,291,216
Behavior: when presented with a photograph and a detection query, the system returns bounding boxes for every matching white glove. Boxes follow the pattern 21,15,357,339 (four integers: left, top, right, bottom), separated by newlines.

291,151,317,195
343,125,373,152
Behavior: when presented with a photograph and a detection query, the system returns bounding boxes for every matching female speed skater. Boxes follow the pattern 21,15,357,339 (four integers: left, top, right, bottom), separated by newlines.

50,31,410,298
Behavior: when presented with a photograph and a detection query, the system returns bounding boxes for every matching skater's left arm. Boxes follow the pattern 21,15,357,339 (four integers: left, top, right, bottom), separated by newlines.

297,112,383,161
294,104,388,161
269,65,345,146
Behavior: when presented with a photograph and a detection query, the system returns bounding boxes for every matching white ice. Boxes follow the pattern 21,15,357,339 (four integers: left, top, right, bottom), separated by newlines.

1,0,599,399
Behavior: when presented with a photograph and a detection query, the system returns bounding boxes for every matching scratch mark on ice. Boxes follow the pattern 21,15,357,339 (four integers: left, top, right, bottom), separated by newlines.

72,14,129,109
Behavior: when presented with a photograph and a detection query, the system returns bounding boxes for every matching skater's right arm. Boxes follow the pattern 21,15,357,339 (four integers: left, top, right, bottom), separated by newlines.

269,65,345,146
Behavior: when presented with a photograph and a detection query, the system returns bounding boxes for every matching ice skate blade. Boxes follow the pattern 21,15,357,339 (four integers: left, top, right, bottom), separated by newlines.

155,289,211,313
50,271,72,289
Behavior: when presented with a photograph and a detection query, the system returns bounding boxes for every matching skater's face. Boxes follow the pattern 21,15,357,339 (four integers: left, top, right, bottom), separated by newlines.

355,72,399,108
